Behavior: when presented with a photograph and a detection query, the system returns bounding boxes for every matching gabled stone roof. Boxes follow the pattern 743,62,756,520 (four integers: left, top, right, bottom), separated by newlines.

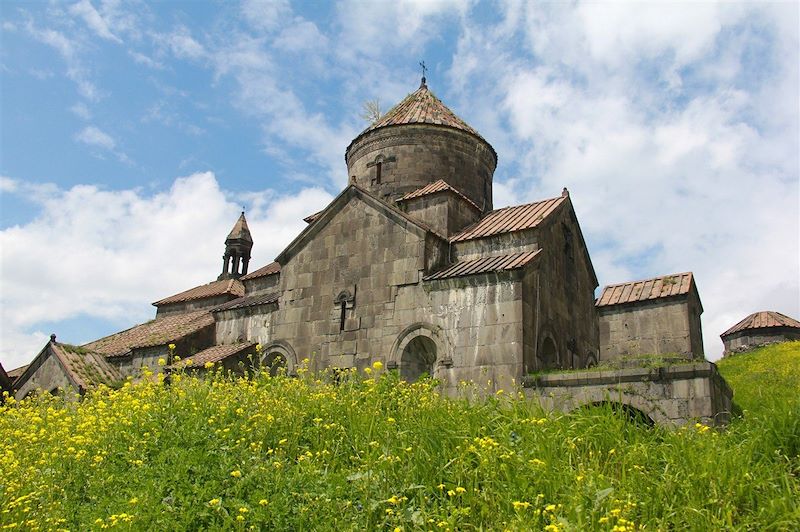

597,273,696,308
397,179,481,212
275,184,447,265
83,310,214,358
240,261,281,281
171,342,257,369
153,279,244,306
14,341,122,394
51,343,122,389
721,311,800,337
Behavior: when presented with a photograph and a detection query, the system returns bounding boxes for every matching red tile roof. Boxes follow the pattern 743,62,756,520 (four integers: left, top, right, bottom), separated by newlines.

52,343,122,389
6,364,28,381
172,342,257,369
153,279,244,306
241,261,281,281
450,196,566,242
214,292,280,312
424,250,542,281
83,310,214,358
397,179,481,211
721,311,800,337
596,272,695,307
361,83,482,139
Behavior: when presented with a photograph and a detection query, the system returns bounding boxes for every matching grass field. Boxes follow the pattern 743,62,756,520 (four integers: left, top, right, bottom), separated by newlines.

1,342,798,530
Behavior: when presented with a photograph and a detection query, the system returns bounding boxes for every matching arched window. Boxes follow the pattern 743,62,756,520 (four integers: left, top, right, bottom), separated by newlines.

263,352,287,377
400,336,437,382
539,336,558,370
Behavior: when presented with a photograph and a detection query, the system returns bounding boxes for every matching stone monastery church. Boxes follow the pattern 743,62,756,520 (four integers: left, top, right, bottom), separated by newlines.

8,78,733,425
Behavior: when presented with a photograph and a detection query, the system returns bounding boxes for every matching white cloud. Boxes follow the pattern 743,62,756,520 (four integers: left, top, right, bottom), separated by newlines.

241,0,291,33
70,102,91,120
165,26,206,60
0,176,18,193
446,2,799,359
0,173,333,369
69,0,122,43
129,50,164,69
75,125,115,150
273,19,328,53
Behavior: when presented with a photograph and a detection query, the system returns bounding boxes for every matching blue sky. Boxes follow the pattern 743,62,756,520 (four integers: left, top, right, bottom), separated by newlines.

1,0,798,368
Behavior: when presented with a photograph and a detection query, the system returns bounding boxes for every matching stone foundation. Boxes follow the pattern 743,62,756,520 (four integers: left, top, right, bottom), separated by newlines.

522,362,733,427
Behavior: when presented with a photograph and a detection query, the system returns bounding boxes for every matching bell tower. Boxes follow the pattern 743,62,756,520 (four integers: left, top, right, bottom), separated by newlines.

218,212,253,280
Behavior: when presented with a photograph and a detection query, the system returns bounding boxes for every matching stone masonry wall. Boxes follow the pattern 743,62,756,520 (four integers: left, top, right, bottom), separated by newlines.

524,362,733,427
453,230,538,262
598,298,698,361
243,273,279,295
268,198,429,371
346,125,496,212
15,352,75,399
215,304,278,346
155,295,234,318
401,193,481,238
525,204,599,371
723,328,800,355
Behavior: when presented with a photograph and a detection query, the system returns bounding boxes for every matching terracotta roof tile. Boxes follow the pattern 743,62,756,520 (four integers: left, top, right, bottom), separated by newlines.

153,279,244,306
450,196,566,242
172,342,257,369
240,261,281,281
424,250,542,281
397,179,481,211
597,272,694,307
52,343,122,389
83,310,214,358
213,292,280,312
721,311,800,337
348,84,493,157
6,364,28,380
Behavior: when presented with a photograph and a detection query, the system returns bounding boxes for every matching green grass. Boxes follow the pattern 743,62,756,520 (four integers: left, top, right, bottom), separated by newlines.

1,345,798,531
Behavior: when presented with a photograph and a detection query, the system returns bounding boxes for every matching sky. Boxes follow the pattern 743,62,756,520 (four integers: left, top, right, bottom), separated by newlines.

1,0,798,369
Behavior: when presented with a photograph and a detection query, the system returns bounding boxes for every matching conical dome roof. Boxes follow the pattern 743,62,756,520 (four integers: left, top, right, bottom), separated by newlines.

226,212,253,243
362,82,482,138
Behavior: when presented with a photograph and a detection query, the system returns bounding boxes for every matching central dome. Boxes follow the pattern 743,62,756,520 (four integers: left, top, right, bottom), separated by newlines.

345,81,497,212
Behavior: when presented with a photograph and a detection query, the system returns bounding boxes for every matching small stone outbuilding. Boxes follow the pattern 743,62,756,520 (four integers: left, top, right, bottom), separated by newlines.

597,272,704,361
720,311,800,355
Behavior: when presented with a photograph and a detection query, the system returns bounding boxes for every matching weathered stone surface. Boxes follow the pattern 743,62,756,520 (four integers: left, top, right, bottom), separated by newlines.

523,362,732,426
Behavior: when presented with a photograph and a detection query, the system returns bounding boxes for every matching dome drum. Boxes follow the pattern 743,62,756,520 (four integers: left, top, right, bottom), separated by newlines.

346,124,496,212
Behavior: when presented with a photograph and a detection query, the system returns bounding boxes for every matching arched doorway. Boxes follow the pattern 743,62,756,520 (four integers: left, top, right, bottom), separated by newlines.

263,352,287,377
539,336,558,369
400,336,437,382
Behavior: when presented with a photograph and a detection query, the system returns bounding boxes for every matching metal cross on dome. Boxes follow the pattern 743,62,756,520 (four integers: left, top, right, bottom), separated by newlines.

419,60,427,86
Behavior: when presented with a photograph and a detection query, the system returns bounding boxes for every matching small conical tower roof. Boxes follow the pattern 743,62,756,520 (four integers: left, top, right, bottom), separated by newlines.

219,212,253,280
226,212,253,243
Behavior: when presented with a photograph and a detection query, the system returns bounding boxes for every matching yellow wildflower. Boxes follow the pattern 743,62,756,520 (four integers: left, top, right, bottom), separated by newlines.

230,470,242,478
512,501,531,510
259,499,268,506
157,358,166,367
204,361,214,369
168,343,176,351
372,361,383,371
208,498,221,506
455,486,466,494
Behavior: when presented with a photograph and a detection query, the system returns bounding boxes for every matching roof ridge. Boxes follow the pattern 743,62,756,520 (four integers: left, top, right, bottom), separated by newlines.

601,272,693,290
